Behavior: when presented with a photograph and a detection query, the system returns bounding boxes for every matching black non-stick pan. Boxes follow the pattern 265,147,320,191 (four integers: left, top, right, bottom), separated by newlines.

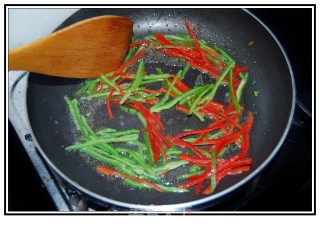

26,8,295,211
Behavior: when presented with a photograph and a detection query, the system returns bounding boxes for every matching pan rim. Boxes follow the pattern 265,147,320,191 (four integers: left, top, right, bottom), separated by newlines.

25,8,296,212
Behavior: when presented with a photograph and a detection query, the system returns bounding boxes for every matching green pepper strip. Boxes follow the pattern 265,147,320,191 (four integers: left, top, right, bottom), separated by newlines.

163,78,205,122
115,147,154,175
76,79,100,95
123,178,188,193
198,62,235,106
236,72,249,102
143,132,154,165
178,169,205,180
120,60,145,105
144,74,171,80
153,160,188,175
100,74,120,92
64,96,94,136
188,84,214,115
119,105,138,115
85,145,159,181
150,75,178,112
123,37,138,63
82,147,136,176
66,134,139,150
211,150,217,193
213,44,235,65
150,85,206,113
181,63,190,79
228,67,241,112
97,129,140,138
163,34,224,65
136,112,154,164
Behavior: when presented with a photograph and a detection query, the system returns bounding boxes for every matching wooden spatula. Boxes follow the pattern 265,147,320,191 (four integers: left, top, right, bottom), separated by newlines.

8,15,133,78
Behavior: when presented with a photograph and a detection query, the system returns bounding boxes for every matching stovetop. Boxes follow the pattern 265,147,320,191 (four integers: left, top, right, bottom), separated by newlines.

7,8,313,212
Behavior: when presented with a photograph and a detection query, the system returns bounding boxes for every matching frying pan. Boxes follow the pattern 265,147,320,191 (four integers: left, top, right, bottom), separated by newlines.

26,8,295,211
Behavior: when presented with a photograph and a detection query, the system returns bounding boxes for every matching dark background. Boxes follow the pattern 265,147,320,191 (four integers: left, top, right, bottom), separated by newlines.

7,7,313,211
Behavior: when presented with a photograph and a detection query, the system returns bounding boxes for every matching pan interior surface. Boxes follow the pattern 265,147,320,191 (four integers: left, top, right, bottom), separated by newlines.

26,8,294,208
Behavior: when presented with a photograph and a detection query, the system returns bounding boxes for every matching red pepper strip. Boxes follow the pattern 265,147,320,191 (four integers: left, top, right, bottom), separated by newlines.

170,136,205,158
224,112,242,135
186,168,211,183
155,44,202,59
179,153,210,167
142,88,162,95
159,46,204,60
166,77,191,93
108,71,141,80
94,81,104,93
116,77,134,85
211,65,227,70
238,112,254,159
193,119,228,144
97,166,162,192
154,33,175,46
156,112,161,120
232,64,239,97
116,71,137,76
201,184,212,195
195,180,204,195
200,101,226,113
200,105,243,131
213,133,242,156
107,88,115,118
145,118,169,162
238,66,249,73
129,40,152,48
146,119,171,148
202,169,225,194
179,158,252,189
161,48,205,67
130,101,165,131
154,34,204,64
166,82,187,95
144,99,158,106
227,165,250,175
185,19,211,67
188,60,221,79
224,101,236,116
115,49,145,74
118,87,125,96
148,129,163,162
115,77,133,96
174,119,227,140
175,105,190,114
159,87,178,99
218,102,241,134
202,48,225,66
193,130,242,146
176,104,222,122
208,101,225,110
227,106,243,116
110,98,120,105
202,169,226,195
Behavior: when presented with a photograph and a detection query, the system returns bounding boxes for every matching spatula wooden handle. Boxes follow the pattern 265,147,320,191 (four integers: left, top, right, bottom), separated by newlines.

9,15,133,78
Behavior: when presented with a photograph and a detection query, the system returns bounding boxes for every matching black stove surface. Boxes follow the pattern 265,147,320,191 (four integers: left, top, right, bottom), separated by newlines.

7,7,313,212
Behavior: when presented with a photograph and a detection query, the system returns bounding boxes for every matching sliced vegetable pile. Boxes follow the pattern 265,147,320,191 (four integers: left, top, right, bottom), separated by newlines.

65,19,254,195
